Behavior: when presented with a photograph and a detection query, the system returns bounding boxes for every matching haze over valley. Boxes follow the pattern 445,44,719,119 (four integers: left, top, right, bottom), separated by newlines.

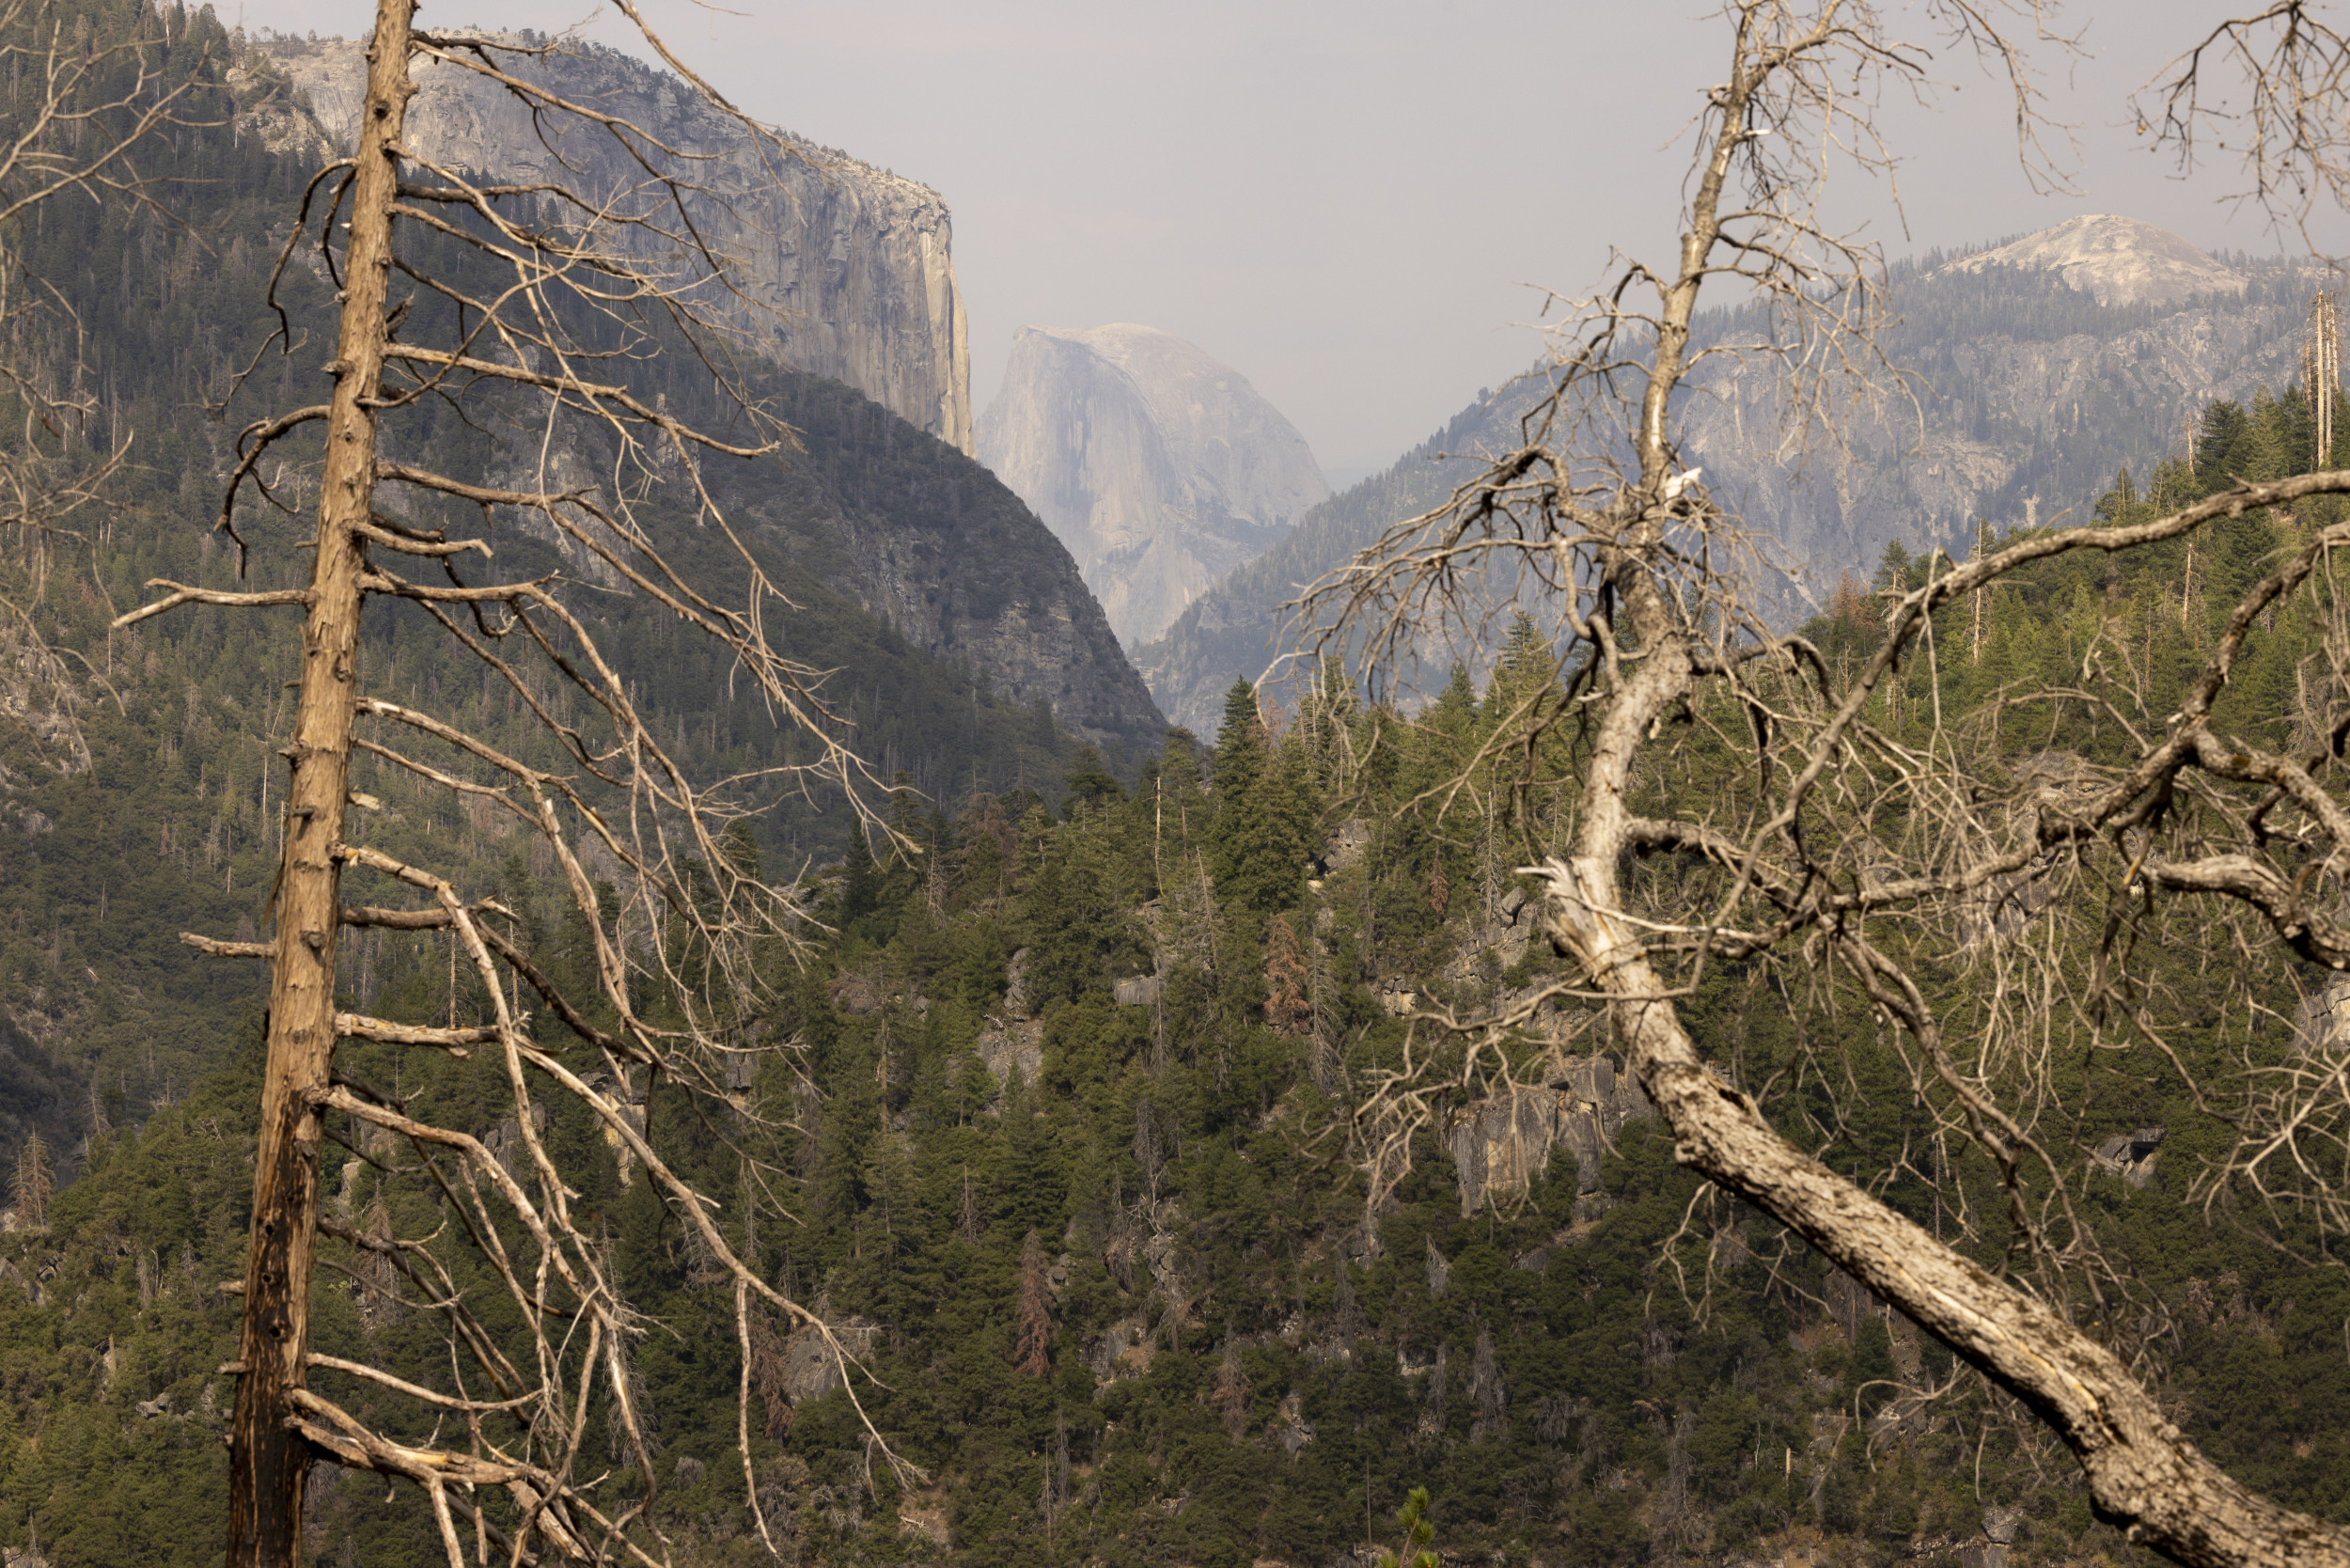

3,9,2350,1568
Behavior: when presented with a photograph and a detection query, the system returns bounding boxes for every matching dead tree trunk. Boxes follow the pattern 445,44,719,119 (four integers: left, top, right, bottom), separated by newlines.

1306,7,2350,1565
226,1,414,1559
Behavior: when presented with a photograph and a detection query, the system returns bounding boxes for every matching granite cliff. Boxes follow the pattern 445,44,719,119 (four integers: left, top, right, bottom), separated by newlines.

1141,218,2311,729
1935,213,2244,305
719,371,1166,753
1674,222,2297,591
978,324,1327,647
250,31,973,453
233,31,1160,748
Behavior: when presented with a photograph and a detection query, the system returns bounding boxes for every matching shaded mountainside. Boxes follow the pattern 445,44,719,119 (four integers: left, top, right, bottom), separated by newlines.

1141,220,2319,730
1136,390,1533,734
0,8,1154,1185
979,323,1328,647
252,29,975,452
718,372,1166,754
8,586,2350,1567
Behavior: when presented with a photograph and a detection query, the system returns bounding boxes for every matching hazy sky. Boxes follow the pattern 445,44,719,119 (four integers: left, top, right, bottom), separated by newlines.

224,0,2348,480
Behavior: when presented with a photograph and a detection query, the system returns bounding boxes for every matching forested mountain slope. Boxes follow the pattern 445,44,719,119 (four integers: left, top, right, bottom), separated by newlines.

0,3,1153,1184
1139,225,2320,731
7,15,2350,1568
12,463,2350,1562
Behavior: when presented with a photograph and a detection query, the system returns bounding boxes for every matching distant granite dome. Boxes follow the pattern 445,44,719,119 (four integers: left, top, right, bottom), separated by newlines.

1937,214,2242,306
978,324,1328,648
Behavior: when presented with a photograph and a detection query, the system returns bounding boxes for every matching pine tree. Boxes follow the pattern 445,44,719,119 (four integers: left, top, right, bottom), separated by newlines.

1264,913,1311,1037
1214,1341,1250,1437
1013,1228,1053,1376
1210,679,1265,803
11,1134,50,1230
1061,742,1124,812
1208,679,1318,912
842,823,881,937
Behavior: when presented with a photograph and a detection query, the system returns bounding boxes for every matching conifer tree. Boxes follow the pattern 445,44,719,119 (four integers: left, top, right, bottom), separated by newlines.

1263,913,1311,1037
1206,683,1318,914
1214,1341,1250,1438
842,824,882,938
1013,1228,1052,1376
9,1133,49,1230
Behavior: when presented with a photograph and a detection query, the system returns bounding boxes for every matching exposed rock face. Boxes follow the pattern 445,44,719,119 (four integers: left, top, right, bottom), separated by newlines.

1136,389,1523,731
713,374,1165,752
2294,971,2350,1053
1674,271,2305,592
0,614,89,776
1937,214,2243,306
978,324,1327,647
1141,230,2311,729
254,33,972,453
2089,1126,2166,1189
1445,1054,1653,1217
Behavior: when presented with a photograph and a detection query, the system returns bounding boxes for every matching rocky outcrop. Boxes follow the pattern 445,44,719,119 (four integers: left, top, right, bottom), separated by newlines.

0,616,90,777
975,948,1044,1090
2088,1126,2165,1189
2294,970,2350,1054
1937,214,2243,306
1445,1054,1653,1217
1140,225,2313,729
777,1317,881,1403
252,32,972,453
978,324,1327,647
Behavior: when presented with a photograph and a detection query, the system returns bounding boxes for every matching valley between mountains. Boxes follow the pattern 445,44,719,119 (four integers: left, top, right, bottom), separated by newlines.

0,10,2346,1568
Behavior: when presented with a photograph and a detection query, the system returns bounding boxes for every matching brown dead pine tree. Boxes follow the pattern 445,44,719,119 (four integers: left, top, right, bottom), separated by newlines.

122,2,916,1562
1308,6,2350,1568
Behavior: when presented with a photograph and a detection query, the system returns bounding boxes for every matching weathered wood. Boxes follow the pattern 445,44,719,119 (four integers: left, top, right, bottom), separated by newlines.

180,933,272,958
1542,855,2350,1568
333,1011,504,1051
227,2,415,1561
1517,38,2350,1568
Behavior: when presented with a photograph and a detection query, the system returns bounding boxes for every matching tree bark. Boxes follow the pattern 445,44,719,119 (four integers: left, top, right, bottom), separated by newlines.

1536,489,2350,1568
227,2,413,1560
1543,857,2350,1568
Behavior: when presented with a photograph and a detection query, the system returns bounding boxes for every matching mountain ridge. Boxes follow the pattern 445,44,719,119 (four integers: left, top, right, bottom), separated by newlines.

1140,218,2321,729
1935,213,2244,306
249,29,976,455
979,323,1327,647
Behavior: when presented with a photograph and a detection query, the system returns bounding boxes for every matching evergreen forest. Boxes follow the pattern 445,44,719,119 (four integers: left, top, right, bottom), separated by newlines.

0,6,2347,1568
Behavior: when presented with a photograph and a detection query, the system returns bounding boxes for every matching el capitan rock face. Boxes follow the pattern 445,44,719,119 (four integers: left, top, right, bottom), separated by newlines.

1936,214,2243,306
977,324,1328,647
241,35,1158,749
256,33,974,454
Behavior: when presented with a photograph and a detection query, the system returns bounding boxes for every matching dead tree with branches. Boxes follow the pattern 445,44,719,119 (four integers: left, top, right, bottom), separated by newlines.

1306,6,2350,1568
121,2,915,1562
0,0,217,748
